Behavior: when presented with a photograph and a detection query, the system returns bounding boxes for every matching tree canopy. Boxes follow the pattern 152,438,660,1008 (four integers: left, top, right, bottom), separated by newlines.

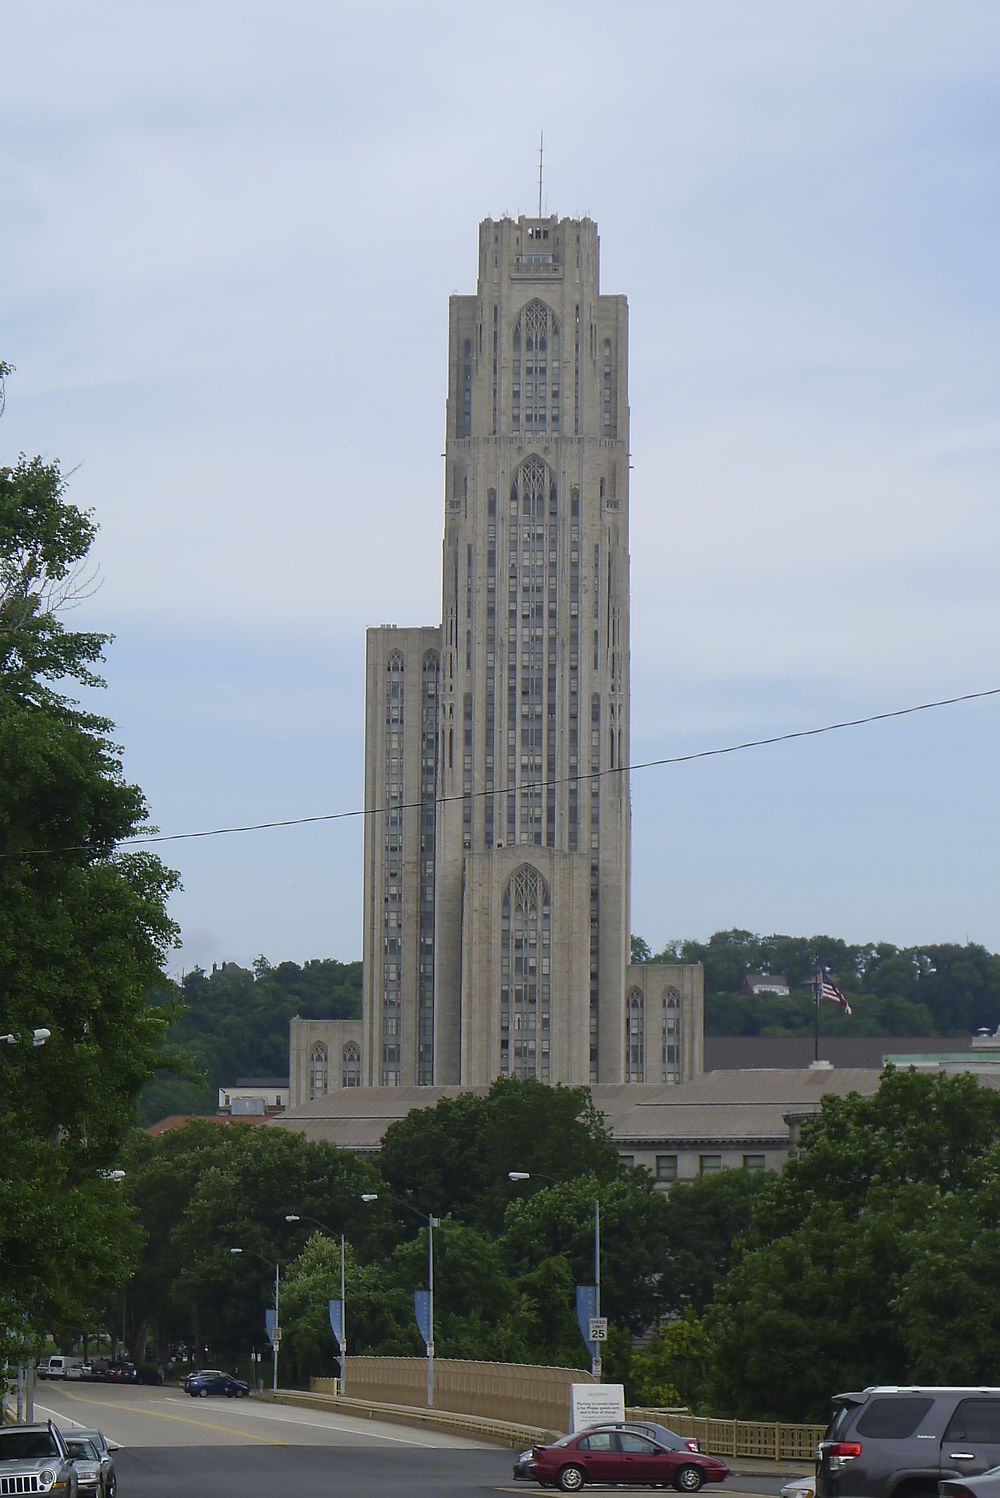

0,366,180,1364
703,1068,1000,1420
635,927,1000,1038
138,957,362,1122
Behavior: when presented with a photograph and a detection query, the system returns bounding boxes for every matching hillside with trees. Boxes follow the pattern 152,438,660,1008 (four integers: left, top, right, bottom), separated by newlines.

138,957,361,1123
634,929,1000,1038
141,929,1000,1123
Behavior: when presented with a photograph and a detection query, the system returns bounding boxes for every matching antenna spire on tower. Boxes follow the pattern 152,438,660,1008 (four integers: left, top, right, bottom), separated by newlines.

537,131,544,216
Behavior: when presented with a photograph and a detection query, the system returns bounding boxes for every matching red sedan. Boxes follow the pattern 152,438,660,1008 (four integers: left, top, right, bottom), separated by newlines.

525,1427,730,1492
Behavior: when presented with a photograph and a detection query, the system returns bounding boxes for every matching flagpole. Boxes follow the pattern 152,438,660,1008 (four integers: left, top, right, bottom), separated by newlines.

814,962,821,1064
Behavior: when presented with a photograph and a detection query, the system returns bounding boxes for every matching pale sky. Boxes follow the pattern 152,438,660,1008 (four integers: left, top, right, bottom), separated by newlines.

3,1,998,975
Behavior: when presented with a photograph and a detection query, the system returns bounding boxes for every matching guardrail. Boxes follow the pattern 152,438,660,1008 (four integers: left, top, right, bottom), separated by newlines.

262,1388,554,1449
632,1408,825,1462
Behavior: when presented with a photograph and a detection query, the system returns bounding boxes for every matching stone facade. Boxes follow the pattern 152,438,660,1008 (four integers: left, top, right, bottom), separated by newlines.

288,1017,363,1109
294,211,703,1098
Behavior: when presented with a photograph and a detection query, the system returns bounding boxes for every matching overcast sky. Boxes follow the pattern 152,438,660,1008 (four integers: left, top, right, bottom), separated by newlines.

3,1,998,976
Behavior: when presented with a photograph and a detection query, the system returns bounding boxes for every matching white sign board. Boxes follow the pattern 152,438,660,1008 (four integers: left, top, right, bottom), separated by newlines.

588,1317,608,1342
570,1382,626,1432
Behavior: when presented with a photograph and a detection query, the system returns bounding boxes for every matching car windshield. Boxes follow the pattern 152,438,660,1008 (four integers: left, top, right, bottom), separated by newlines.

0,1431,59,1460
66,1441,99,1461
75,1434,108,1453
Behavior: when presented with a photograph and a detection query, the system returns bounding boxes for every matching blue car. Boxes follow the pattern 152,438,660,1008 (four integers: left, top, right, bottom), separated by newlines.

184,1369,250,1398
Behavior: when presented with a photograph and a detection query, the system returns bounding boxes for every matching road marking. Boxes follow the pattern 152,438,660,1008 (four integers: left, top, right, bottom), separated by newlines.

161,1397,484,1446
34,1392,283,1445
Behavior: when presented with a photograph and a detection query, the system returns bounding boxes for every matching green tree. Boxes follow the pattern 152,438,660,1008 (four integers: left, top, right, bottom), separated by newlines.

501,1172,670,1341
660,1168,772,1315
169,1125,382,1360
0,376,180,1364
703,1069,1000,1419
630,1309,710,1408
377,1075,623,1233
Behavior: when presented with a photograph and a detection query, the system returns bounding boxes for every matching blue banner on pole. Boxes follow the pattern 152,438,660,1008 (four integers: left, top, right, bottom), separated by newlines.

414,1289,432,1346
328,1299,344,1347
575,1284,597,1357
264,1307,277,1336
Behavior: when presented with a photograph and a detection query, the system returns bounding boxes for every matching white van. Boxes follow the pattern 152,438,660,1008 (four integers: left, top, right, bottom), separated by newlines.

45,1356,84,1380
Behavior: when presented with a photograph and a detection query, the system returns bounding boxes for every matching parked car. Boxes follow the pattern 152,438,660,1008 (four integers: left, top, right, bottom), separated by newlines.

103,1362,137,1383
0,1420,79,1497
515,1422,703,1481
35,1357,53,1380
941,1465,1000,1498
601,1421,702,1454
46,1356,85,1380
517,1427,729,1492
817,1386,1000,1498
781,1476,816,1498
184,1369,250,1399
64,1434,116,1498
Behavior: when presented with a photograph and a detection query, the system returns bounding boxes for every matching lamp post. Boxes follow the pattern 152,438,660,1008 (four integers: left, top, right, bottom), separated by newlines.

361,1192,438,1408
229,1247,280,1390
508,1170,604,1381
0,1028,50,1047
284,1214,347,1393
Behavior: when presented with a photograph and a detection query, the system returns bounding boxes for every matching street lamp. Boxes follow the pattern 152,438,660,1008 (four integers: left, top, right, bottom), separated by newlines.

361,1192,439,1408
0,1028,50,1047
284,1214,347,1393
229,1247,280,1391
507,1171,604,1381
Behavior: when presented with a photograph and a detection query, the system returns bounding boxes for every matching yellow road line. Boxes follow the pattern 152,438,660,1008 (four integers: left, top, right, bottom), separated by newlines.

40,1388,284,1445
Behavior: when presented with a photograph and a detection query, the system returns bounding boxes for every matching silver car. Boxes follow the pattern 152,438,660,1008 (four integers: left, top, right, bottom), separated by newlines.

65,1431,118,1498
941,1467,1000,1498
0,1420,79,1497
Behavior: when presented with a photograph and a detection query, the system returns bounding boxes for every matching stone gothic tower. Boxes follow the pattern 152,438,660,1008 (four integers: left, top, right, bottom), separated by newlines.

363,213,632,1087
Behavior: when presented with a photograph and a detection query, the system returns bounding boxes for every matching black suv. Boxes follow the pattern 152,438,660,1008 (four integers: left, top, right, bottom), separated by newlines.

817,1386,1000,1498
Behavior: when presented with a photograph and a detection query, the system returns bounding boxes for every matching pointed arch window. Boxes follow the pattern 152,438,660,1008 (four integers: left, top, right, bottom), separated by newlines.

341,1042,361,1088
663,987,681,1081
500,864,551,1080
626,989,644,1083
512,300,560,432
309,1041,329,1100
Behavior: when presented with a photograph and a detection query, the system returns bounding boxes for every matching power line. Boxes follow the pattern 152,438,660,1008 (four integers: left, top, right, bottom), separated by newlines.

3,684,997,859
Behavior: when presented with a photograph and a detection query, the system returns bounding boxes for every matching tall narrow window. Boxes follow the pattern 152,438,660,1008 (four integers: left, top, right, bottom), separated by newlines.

500,865,552,1081
341,1043,361,1088
382,651,405,1085
461,337,473,436
663,987,681,1082
309,1042,329,1100
626,990,644,1082
512,300,560,432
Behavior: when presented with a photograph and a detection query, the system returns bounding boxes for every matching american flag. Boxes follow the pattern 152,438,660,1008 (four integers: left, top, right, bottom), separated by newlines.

819,973,853,1016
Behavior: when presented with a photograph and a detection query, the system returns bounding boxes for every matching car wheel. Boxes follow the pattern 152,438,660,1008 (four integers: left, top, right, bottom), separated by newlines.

673,1467,704,1493
198,1387,209,1397
558,1467,585,1493
237,1388,249,1397
226,1388,235,1397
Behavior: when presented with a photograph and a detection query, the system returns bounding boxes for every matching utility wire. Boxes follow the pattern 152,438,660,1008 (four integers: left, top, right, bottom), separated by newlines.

3,684,997,859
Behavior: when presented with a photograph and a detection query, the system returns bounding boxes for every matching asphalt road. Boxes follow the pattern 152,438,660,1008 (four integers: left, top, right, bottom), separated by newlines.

31,1381,790,1498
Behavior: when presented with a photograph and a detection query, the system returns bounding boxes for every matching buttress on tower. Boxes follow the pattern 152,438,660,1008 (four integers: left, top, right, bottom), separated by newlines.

355,213,702,1093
